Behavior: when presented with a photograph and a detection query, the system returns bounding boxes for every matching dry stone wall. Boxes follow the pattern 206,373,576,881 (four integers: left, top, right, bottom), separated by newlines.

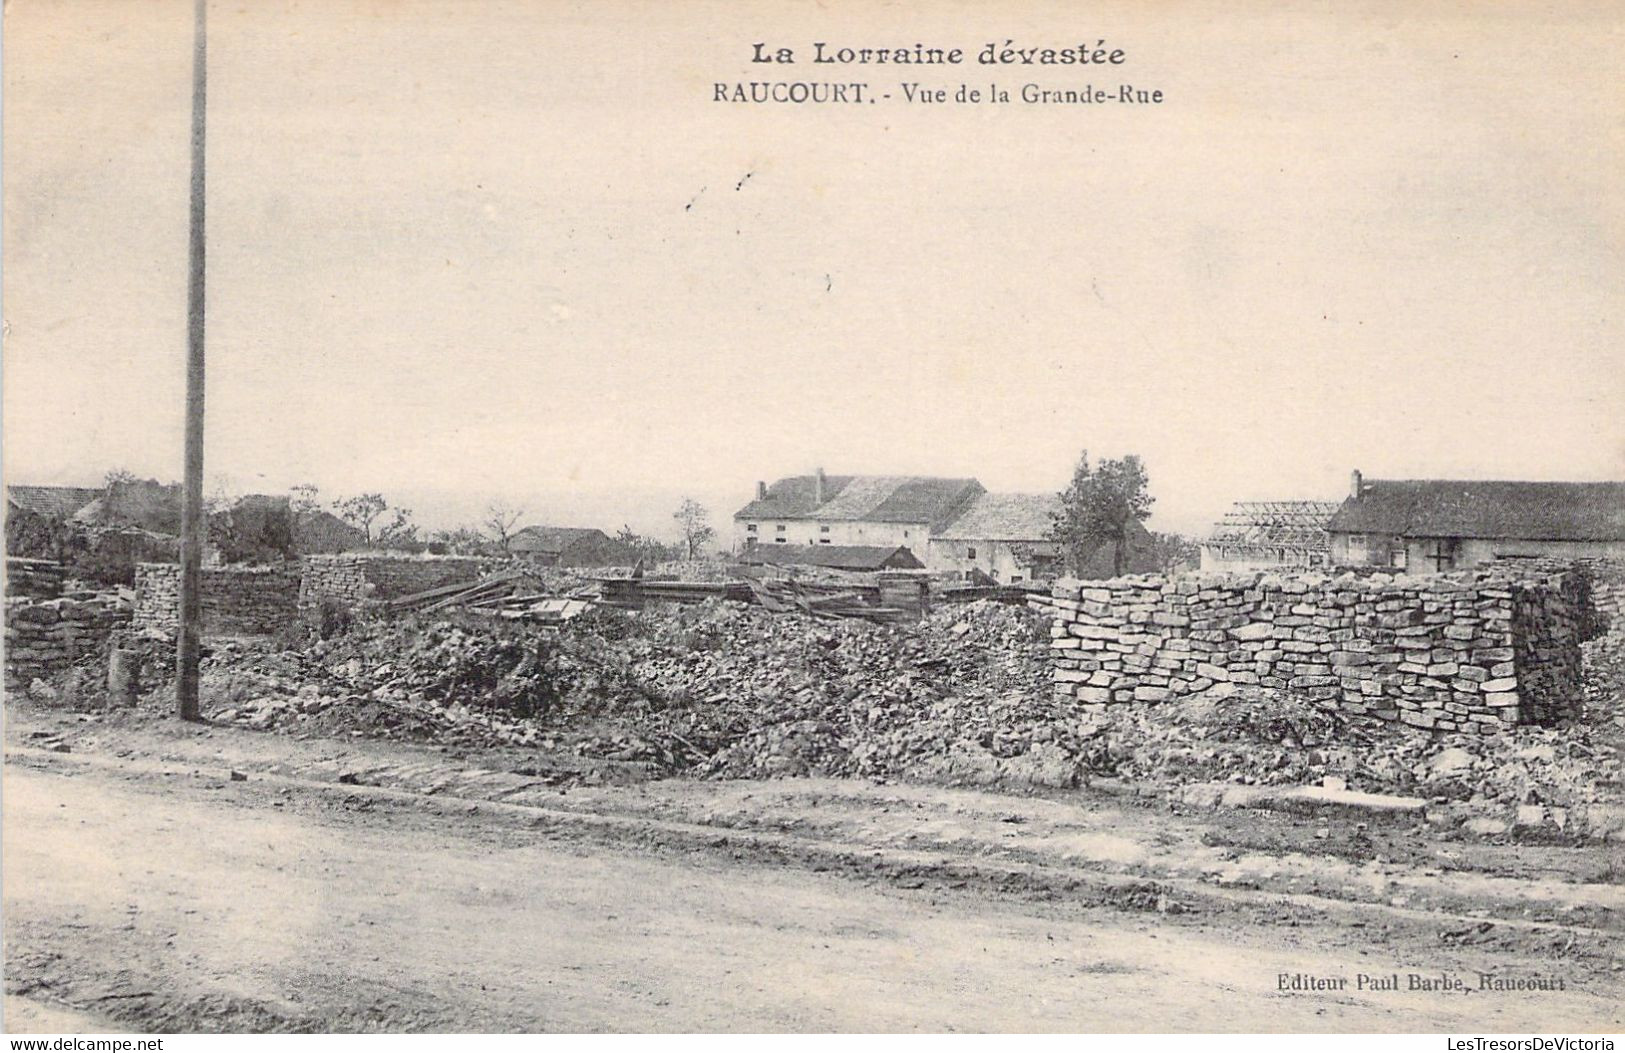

298,554,495,611
134,564,300,636
5,557,66,599
5,593,132,688
1576,558,1625,631
1050,568,1587,731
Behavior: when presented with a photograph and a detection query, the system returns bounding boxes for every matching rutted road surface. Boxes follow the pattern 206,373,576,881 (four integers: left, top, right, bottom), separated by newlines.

3,716,1621,1032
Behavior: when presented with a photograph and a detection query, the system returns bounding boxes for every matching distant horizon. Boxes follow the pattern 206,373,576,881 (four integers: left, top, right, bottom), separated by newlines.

9,460,1625,546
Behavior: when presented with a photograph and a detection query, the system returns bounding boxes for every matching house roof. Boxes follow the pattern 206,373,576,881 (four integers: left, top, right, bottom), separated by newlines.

736,475,856,520
294,508,367,553
72,479,182,534
1327,480,1625,542
736,474,983,530
6,485,103,519
509,525,609,553
737,543,924,571
935,492,1060,541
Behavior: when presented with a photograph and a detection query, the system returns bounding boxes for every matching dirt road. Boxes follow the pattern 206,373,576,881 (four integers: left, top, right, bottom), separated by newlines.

4,715,1621,1032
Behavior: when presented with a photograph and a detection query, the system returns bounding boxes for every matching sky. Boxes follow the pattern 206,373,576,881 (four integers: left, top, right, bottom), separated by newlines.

4,0,1622,540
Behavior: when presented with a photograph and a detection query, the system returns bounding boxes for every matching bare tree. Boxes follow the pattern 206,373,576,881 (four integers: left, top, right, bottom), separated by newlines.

672,498,716,560
482,500,526,553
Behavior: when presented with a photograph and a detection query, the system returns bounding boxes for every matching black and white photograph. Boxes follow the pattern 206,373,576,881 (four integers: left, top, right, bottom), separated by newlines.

2,0,1622,1038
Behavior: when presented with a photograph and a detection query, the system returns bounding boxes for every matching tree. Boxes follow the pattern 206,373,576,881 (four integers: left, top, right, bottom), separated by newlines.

672,498,716,560
1149,531,1201,575
332,493,388,544
376,507,421,549
99,468,140,526
104,467,138,489
1048,451,1155,577
482,500,526,553
430,526,489,556
289,483,321,515
615,525,678,564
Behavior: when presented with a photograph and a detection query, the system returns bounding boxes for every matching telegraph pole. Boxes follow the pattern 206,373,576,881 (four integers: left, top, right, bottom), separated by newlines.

177,0,207,721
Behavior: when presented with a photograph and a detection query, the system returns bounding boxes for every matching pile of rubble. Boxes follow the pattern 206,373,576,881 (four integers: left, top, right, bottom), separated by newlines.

104,596,1618,835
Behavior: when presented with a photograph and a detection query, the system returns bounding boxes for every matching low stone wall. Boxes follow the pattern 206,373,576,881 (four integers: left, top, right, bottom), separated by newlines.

1050,567,1587,731
134,564,300,636
5,557,66,599
1578,558,1625,630
298,553,497,611
5,593,132,688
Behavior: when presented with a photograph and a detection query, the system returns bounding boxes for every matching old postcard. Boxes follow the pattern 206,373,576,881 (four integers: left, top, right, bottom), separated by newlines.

3,0,1622,1037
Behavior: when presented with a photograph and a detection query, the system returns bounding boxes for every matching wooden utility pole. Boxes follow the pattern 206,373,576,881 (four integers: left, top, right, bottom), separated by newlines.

176,0,207,721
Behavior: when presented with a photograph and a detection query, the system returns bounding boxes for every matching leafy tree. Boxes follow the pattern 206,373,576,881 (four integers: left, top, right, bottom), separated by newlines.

289,483,321,515
483,500,526,552
672,498,716,560
1048,451,1155,577
376,507,421,549
332,493,388,544
615,525,678,564
208,497,295,565
103,467,138,489
430,526,490,556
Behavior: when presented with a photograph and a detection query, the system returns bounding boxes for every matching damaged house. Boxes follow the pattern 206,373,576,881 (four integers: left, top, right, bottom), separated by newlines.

1200,500,1340,572
508,526,631,567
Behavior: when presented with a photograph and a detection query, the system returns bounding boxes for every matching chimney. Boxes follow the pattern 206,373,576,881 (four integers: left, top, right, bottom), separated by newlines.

1350,469,1363,499
756,480,767,500
814,467,826,505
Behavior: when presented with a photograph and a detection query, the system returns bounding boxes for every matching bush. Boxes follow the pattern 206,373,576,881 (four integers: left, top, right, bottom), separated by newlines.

313,597,353,639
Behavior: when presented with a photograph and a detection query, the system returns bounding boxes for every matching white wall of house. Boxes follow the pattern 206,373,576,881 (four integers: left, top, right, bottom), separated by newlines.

925,538,1051,582
734,517,928,554
1329,532,1625,571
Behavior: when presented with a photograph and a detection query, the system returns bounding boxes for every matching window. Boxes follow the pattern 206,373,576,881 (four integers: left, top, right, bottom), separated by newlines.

967,546,977,559
1423,538,1458,572
775,524,786,533
774,537,787,544
819,525,830,534
818,538,830,545
1011,575,1023,583
903,530,910,538
746,523,758,533
1390,548,1407,570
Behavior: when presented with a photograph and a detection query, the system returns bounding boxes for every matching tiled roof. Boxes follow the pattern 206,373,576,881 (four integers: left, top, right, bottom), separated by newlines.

936,492,1060,541
1327,479,1625,542
735,474,983,529
6,485,103,519
734,475,855,520
737,543,924,570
